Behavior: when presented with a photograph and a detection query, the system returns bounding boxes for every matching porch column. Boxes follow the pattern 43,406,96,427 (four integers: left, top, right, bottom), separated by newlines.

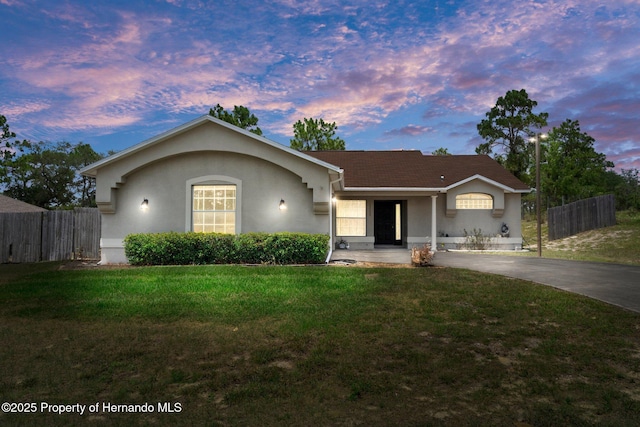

431,195,437,251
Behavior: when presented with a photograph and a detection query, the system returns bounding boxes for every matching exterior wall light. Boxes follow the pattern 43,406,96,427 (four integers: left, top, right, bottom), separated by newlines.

331,193,337,203
279,199,287,210
140,198,149,211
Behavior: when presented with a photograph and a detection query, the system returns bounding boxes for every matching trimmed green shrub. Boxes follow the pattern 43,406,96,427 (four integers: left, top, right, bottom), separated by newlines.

235,232,270,264
124,232,329,266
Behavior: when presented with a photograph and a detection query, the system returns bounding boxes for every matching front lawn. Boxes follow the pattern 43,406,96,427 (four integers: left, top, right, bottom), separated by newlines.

1,264,639,426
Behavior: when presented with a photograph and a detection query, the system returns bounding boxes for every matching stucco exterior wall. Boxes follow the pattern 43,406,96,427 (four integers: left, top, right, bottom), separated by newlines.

440,179,521,238
406,196,430,238
436,190,523,251
445,179,505,213
94,121,333,214
96,122,334,264
333,188,523,251
333,194,436,250
89,118,527,261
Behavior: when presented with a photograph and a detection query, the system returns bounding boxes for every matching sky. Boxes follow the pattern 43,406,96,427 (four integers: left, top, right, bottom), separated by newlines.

1,0,639,172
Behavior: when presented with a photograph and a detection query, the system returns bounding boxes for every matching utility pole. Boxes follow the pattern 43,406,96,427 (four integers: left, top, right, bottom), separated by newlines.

530,134,547,257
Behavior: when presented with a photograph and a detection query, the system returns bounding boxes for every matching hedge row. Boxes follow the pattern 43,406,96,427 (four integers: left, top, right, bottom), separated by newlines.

123,232,330,266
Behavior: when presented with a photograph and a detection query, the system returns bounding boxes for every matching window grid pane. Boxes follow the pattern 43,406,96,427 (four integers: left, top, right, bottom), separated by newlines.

455,193,493,210
336,200,366,236
336,200,366,217
337,218,366,236
193,185,236,233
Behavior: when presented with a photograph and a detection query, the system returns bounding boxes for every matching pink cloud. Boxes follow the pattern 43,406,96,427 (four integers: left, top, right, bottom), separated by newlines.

247,0,634,153
4,9,250,132
1,101,50,117
3,0,638,171
384,125,434,137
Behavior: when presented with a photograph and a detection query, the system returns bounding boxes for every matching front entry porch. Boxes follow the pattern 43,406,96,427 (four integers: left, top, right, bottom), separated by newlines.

333,195,434,251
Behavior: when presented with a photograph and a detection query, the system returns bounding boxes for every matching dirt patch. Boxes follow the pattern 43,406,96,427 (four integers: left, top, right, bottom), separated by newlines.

269,360,294,370
57,260,135,270
545,230,633,252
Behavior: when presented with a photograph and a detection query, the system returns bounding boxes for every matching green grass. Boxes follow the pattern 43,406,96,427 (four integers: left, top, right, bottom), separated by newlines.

520,210,640,265
1,264,640,426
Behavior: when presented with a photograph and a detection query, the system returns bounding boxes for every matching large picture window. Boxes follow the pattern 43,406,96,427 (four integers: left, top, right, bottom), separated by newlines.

455,193,493,210
336,200,366,236
193,185,236,233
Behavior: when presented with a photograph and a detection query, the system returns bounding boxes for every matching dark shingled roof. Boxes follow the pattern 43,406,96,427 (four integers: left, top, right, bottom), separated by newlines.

305,151,529,191
0,194,47,212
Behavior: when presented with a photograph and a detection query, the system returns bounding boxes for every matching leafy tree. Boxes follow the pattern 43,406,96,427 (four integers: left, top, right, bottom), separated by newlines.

209,104,263,135
1,114,15,142
541,119,613,207
0,115,17,182
432,147,451,156
604,168,640,211
290,118,345,151
70,143,103,206
2,140,74,207
615,169,640,210
1,128,103,209
476,89,548,184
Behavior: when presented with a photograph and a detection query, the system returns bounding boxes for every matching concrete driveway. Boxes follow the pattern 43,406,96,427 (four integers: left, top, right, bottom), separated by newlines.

432,252,640,314
330,249,640,314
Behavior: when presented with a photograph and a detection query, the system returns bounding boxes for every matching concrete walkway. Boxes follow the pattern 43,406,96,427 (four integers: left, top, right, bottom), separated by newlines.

330,248,412,264
330,249,640,314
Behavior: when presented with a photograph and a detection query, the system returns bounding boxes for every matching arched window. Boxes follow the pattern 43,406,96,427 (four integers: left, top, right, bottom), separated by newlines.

455,193,493,210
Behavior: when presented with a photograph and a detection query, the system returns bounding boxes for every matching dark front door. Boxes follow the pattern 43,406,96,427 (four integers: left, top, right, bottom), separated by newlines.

374,201,401,245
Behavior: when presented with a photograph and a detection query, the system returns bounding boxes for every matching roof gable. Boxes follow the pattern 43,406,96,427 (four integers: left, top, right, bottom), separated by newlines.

80,115,345,214
80,115,342,177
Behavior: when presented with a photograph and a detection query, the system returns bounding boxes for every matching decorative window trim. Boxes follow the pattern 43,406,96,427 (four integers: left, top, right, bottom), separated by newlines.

185,175,242,233
336,199,366,236
455,193,493,210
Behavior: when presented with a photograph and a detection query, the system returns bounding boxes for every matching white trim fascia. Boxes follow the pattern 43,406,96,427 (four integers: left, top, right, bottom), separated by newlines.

442,174,530,193
338,179,530,194
341,187,444,192
80,115,343,177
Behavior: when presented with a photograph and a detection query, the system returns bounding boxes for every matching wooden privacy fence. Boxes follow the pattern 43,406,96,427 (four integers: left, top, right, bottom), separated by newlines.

0,208,100,263
547,194,616,241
